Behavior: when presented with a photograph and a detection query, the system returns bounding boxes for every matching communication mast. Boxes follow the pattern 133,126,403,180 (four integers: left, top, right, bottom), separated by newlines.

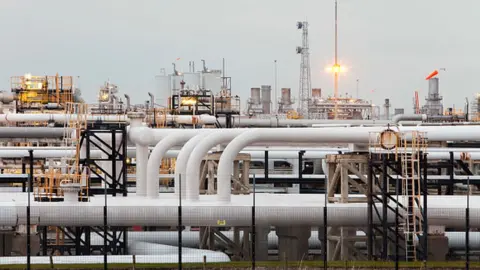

296,21,311,119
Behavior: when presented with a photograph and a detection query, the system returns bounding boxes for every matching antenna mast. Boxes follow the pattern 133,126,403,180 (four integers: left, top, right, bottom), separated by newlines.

296,21,311,119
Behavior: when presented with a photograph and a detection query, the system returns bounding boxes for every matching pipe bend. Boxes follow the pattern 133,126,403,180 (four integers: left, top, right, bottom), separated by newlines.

391,114,427,124
217,128,374,202
146,132,199,198
185,129,245,201
174,132,213,198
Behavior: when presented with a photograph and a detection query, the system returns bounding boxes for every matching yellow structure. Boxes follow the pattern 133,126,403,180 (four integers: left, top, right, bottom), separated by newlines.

11,73,74,112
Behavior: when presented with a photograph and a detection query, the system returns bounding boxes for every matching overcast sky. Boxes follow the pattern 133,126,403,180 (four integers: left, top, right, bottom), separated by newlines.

1,0,478,112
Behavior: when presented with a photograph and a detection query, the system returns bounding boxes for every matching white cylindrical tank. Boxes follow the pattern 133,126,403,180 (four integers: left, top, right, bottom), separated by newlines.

251,88,261,105
261,85,271,114
155,75,171,108
281,88,291,105
182,72,201,89
171,74,183,94
202,71,222,93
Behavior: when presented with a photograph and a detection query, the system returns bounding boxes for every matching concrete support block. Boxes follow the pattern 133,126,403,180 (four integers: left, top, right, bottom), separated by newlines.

253,226,270,261
276,226,311,261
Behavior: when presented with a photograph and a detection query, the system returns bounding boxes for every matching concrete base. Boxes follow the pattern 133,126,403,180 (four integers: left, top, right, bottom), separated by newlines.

418,235,449,261
276,226,311,261
254,226,270,261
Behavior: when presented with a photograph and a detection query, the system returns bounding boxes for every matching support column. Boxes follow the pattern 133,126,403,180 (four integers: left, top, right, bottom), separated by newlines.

276,226,311,261
253,226,270,261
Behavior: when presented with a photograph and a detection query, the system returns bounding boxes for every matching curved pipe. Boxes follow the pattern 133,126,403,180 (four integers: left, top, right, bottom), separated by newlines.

215,128,375,202
174,132,212,198
146,131,200,198
391,114,428,124
185,129,246,201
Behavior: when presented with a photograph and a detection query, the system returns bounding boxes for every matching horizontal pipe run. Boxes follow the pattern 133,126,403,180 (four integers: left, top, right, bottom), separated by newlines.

0,194,478,228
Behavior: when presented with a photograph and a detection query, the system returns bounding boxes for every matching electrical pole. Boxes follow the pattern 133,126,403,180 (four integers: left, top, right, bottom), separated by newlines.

333,0,339,119
274,60,278,114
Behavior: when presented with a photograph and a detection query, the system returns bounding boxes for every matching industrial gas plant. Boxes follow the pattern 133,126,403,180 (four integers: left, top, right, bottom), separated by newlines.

1,19,480,269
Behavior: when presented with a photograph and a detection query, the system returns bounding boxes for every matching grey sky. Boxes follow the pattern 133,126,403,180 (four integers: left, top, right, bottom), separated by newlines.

1,0,478,112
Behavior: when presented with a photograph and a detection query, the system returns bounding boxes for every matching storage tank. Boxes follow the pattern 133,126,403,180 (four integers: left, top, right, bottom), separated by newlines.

182,72,201,89
250,88,261,105
202,70,222,93
281,88,292,105
261,85,272,114
171,74,183,94
155,75,171,108
312,88,321,98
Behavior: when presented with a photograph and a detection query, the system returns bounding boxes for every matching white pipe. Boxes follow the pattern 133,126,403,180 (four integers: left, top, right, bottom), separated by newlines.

391,114,428,124
0,113,217,125
3,194,480,228
128,241,230,262
146,132,199,198
174,132,212,198
124,231,480,251
215,128,373,202
0,254,229,265
186,129,246,201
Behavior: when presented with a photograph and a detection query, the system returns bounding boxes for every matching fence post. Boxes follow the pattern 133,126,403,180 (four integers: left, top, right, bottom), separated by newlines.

252,174,256,270
178,174,183,270
27,149,33,270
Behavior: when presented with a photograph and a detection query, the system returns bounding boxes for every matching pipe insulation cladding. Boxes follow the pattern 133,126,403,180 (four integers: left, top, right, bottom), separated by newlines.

146,131,201,198
216,126,480,202
173,132,212,199
1,194,480,228
185,129,246,201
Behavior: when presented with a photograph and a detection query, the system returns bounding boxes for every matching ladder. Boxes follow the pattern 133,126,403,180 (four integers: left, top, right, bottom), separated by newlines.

62,102,89,201
399,131,427,261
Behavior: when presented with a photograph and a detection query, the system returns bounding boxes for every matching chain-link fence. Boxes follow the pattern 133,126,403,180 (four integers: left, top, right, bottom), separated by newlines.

0,160,478,270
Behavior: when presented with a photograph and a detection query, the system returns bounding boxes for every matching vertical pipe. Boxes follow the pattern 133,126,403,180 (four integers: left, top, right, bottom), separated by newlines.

136,145,148,196
27,149,33,270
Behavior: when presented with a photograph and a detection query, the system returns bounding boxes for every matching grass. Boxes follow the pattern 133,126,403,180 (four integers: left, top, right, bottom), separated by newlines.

0,261,480,270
